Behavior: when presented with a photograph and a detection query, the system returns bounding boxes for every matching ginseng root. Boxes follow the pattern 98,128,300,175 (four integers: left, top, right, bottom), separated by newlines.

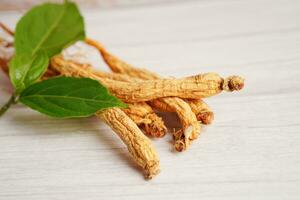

187,99,214,124
0,24,14,74
51,56,244,102
0,58,8,73
85,39,159,80
97,108,160,178
0,23,14,36
122,102,167,138
150,99,214,125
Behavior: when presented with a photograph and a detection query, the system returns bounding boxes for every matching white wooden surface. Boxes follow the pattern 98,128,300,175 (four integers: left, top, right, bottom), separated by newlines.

1,0,300,199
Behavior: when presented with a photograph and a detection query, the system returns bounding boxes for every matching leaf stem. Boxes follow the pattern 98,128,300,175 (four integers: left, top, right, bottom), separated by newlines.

0,93,17,117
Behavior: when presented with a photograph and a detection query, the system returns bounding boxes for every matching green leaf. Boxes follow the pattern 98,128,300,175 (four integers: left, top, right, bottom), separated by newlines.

19,77,127,118
9,1,85,93
14,1,85,57
9,51,49,93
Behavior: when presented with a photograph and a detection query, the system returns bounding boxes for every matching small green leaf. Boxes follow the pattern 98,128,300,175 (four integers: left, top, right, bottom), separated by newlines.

9,52,49,94
19,77,126,118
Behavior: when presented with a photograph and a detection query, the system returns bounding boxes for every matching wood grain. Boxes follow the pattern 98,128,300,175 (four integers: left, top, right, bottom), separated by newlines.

0,0,300,199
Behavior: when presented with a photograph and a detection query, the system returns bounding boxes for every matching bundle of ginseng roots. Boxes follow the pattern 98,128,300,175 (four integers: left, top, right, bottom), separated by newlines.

0,24,244,179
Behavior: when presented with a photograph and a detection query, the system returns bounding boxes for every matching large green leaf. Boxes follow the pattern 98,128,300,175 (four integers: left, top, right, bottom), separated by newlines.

9,1,85,93
14,2,85,57
19,77,126,118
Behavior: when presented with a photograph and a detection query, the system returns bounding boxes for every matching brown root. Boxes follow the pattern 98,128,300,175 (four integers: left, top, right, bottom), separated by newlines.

97,108,160,178
123,102,167,138
186,99,214,125
222,76,245,91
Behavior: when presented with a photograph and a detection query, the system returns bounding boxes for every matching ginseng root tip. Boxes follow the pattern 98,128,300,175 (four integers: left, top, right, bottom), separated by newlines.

223,76,245,91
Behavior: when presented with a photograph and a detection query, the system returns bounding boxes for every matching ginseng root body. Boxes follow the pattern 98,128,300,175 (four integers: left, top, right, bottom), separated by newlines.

51,56,244,102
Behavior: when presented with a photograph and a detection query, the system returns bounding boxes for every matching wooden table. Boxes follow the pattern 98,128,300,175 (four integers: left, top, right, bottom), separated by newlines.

0,0,299,199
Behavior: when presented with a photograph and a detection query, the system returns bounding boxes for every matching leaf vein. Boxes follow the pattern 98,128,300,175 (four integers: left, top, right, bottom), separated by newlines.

22,95,117,104
31,4,67,55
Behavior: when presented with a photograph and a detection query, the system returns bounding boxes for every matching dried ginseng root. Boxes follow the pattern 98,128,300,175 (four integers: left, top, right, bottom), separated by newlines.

50,59,167,138
0,23,14,36
122,102,167,138
97,108,160,179
150,99,214,125
85,38,200,151
187,99,214,125
0,23,14,74
106,72,244,101
157,97,200,151
0,57,8,73
85,39,159,80
51,55,245,101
